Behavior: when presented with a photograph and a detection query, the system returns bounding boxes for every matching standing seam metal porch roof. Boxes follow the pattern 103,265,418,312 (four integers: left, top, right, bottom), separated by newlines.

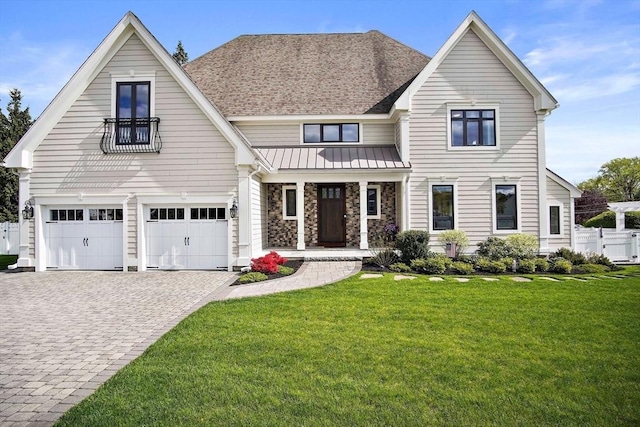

255,145,410,170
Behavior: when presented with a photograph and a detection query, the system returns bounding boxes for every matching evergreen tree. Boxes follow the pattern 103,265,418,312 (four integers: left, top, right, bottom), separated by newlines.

172,40,189,66
0,89,33,222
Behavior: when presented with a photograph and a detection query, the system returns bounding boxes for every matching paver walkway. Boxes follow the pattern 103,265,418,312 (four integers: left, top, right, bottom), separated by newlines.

0,261,360,426
0,271,235,426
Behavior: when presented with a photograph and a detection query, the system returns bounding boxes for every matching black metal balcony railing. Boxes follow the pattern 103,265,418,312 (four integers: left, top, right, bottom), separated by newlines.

100,117,162,154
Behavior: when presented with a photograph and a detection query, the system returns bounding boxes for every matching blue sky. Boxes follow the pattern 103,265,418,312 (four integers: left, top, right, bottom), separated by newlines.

1,0,638,185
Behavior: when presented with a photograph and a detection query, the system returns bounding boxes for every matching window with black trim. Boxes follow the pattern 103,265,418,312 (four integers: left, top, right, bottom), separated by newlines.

283,186,297,219
451,110,495,146
495,185,517,230
303,123,359,143
432,185,454,230
116,81,150,145
367,187,378,216
550,205,561,235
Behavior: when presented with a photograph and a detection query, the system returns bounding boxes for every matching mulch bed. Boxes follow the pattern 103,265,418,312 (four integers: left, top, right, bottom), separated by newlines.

232,259,304,286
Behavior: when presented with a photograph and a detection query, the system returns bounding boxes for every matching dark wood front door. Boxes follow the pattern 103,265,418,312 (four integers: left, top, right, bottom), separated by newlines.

318,184,346,247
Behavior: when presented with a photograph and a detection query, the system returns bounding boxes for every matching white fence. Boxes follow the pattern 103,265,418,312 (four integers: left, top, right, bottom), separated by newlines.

1,222,19,255
575,228,640,263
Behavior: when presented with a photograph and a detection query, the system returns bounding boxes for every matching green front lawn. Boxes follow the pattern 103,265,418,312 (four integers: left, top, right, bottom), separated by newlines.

57,269,640,426
0,254,17,270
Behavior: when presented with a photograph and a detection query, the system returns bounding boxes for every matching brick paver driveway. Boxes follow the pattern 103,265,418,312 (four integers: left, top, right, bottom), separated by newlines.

0,270,236,426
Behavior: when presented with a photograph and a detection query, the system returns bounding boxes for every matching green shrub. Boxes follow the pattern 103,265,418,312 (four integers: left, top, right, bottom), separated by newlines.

535,258,549,273
549,257,573,274
475,258,507,274
500,257,516,272
449,261,475,275
583,211,616,228
370,248,400,268
390,262,412,273
627,211,640,229
571,263,609,274
457,254,479,265
238,272,268,283
584,253,619,269
505,234,539,260
549,248,586,265
477,237,511,260
517,259,536,274
437,230,469,258
411,257,447,274
278,265,294,276
396,230,431,263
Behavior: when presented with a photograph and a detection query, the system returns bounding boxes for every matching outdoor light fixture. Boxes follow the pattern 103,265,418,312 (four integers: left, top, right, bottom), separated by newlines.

22,200,34,220
229,199,238,219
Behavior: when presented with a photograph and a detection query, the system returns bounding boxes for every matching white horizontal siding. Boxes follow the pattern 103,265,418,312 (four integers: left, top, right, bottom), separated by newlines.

409,28,540,247
31,33,238,196
236,124,300,146
547,176,572,249
362,123,395,145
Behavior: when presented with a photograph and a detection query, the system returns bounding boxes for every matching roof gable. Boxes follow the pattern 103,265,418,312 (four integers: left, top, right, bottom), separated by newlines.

547,169,582,197
394,11,558,112
184,31,429,116
4,12,256,168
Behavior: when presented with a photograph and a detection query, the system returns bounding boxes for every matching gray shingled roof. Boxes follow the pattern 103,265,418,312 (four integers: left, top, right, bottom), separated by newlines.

255,145,410,170
184,31,430,116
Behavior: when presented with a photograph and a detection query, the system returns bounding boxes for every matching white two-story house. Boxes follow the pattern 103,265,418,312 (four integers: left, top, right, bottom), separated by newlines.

3,11,580,271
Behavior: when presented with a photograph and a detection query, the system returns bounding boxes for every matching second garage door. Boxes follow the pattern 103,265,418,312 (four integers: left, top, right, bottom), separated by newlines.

146,206,228,270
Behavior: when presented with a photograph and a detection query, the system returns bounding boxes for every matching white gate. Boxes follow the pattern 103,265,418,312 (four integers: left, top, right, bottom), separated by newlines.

575,228,640,263
1,222,19,255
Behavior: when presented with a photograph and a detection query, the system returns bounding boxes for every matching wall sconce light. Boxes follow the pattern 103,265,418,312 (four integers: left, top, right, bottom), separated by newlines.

22,200,34,220
229,199,238,219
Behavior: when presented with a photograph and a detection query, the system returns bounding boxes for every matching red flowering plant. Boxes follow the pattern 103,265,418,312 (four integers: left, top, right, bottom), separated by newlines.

250,251,287,274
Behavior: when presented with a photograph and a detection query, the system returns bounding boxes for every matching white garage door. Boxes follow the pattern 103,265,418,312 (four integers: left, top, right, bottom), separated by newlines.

146,206,228,270
46,207,123,270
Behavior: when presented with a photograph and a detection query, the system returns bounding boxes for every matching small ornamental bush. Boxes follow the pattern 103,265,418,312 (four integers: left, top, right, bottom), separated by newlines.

626,211,640,229
410,258,427,272
535,258,549,273
251,251,288,274
505,234,539,260
549,257,573,274
422,257,447,274
571,263,609,274
457,254,479,265
517,259,536,274
396,230,431,263
499,257,516,272
477,237,510,260
390,262,412,273
583,211,616,228
370,249,400,268
278,265,294,276
585,253,619,269
475,257,507,274
238,272,268,284
449,261,475,275
437,230,469,258
549,248,586,265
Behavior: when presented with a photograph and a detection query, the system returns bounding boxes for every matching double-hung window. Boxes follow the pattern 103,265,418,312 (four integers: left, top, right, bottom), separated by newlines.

116,81,151,145
303,123,359,143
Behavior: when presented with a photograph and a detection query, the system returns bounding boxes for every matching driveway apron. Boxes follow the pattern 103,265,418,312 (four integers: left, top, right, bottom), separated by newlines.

0,270,235,426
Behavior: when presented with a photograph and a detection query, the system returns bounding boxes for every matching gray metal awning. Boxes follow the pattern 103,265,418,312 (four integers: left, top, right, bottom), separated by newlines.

255,145,410,170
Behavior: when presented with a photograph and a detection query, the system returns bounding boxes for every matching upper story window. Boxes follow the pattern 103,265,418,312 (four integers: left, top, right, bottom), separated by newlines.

451,109,495,147
116,81,150,145
303,123,359,143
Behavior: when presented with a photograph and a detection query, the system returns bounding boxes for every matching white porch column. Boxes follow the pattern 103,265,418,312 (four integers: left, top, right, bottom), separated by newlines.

296,181,305,250
359,181,368,249
17,169,33,268
237,166,252,266
401,176,411,231
536,111,549,253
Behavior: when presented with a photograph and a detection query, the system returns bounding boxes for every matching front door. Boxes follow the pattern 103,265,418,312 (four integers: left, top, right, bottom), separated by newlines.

318,184,346,247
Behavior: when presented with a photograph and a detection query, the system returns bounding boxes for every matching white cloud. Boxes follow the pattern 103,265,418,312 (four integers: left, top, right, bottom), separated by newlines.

551,73,640,102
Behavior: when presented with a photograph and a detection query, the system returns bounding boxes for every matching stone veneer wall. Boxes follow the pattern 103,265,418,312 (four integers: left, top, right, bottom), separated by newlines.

268,181,397,248
304,183,318,246
367,182,397,244
266,183,297,247
345,183,360,248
